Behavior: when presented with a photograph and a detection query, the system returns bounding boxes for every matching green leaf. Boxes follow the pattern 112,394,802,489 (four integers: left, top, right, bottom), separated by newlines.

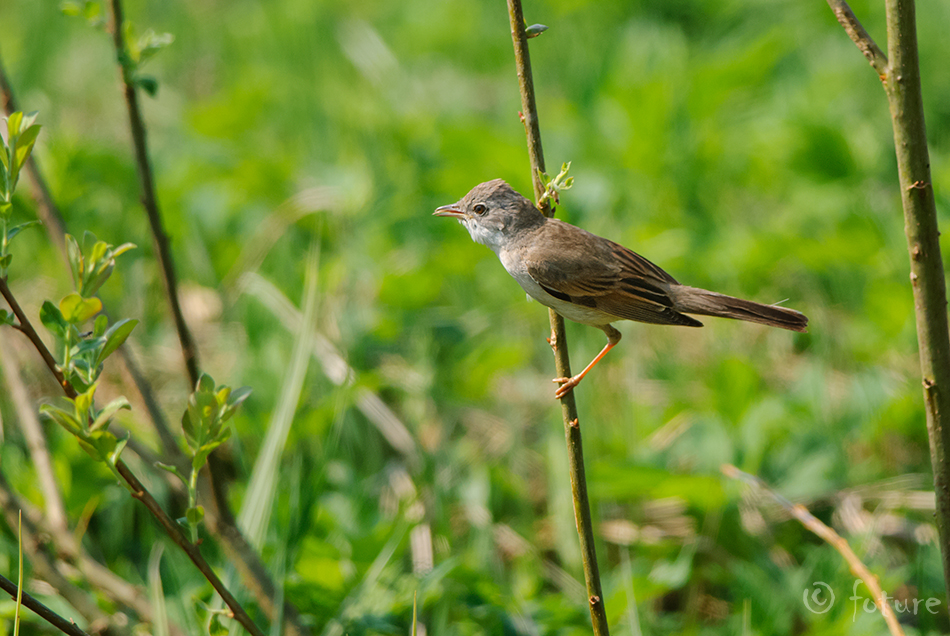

13,124,41,173
136,30,174,65
228,386,252,407
83,261,114,297
186,505,205,526
74,382,98,423
81,0,101,22
72,336,104,357
0,254,11,270
109,431,130,465
19,112,38,130
220,386,252,422
192,431,229,471
208,614,228,636
81,231,96,259
6,111,23,139
197,373,215,393
40,301,68,338
40,403,82,436
111,243,136,258
155,462,186,482
96,318,138,366
0,309,14,326
59,292,102,323
65,234,83,290
91,396,131,432
90,240,108,266
136,75,159,97
78,430,118,462
93,314,108,337
6,220,41,242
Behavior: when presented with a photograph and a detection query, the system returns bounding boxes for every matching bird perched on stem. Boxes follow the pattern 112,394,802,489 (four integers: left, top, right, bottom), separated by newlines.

435,179,808,399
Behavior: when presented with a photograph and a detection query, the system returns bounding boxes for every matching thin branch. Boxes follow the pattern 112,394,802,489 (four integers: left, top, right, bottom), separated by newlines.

107,0,200,388
0,573,92,636
0,277,71,395
505,3,609,634
825,0,888,79
723,465,905,636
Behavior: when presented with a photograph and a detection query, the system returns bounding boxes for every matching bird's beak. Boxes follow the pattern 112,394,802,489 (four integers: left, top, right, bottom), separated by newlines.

433,203,466,219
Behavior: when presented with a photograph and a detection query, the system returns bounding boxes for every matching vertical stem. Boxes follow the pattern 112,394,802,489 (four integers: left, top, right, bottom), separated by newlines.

883,0,950,598
505,2,610,633
108,0,201,389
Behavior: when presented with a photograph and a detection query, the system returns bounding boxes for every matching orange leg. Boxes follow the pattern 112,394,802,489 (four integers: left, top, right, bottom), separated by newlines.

552,325,621,399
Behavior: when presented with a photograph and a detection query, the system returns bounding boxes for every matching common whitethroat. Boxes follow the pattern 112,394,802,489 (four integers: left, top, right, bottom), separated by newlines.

435,179,808,399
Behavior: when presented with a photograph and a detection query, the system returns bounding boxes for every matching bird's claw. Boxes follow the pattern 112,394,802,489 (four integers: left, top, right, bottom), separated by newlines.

552,376,580,399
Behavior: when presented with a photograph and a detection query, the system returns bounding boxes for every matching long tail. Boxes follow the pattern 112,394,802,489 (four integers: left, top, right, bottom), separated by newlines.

670,285,808,333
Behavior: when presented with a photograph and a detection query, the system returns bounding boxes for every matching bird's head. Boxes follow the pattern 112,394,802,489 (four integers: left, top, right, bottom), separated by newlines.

434,179,545,252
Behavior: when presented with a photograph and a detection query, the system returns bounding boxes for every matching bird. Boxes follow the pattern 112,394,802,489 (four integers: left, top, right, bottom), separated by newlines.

434,179,808,399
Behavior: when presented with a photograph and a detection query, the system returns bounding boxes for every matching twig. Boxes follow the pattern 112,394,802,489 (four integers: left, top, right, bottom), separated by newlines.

722,465,905,636
0,573,92,636
505,3,609,633
0,277,71,394
107,0,200,388
825,0,888,78
826,0,950,600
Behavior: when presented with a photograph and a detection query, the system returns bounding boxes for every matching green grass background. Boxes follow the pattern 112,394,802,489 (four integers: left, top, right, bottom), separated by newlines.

2,0,950,633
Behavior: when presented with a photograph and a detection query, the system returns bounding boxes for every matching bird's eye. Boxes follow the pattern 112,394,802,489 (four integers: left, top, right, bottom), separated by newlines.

473,204,487,215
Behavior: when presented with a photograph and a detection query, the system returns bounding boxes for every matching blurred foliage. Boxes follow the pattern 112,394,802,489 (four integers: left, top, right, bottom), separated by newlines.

1,0,950,633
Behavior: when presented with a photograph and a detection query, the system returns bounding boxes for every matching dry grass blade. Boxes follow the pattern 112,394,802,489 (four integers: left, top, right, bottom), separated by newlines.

722,464,906,636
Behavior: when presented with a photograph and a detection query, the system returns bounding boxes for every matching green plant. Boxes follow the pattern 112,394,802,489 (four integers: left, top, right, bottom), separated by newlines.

159,373,251,542
0,111,41,278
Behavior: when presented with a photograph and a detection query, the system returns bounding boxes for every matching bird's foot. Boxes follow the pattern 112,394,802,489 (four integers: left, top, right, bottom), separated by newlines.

552,375,581,399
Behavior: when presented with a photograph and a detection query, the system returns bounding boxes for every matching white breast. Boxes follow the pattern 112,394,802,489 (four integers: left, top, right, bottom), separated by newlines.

497,247,615,327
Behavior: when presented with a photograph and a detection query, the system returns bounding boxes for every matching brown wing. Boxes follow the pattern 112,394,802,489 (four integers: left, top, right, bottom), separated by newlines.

523,220,703,327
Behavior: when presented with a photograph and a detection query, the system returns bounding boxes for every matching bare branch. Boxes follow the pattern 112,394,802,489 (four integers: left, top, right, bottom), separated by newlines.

825,0,888,78
107,0,200,388
0,573,92,636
